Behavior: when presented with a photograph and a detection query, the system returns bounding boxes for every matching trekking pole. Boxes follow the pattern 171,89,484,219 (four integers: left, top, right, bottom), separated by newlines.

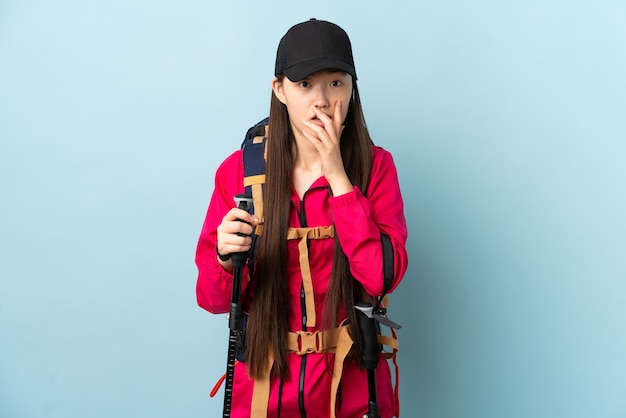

222,193,253,418
355,301,380,418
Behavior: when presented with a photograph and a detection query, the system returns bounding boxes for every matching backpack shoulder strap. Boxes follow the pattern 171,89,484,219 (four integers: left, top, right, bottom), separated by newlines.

241,117,269,222
241,118,269,274
379,233,394,299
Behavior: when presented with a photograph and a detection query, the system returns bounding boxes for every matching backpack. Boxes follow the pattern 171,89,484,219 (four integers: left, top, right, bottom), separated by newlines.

210,119,402,417
239,118,402,417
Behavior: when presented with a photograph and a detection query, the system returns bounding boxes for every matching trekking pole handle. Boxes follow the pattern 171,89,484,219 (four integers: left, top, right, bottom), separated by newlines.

355,302,379,370
234,194,253,212
230,194,253,268
355,302,380,418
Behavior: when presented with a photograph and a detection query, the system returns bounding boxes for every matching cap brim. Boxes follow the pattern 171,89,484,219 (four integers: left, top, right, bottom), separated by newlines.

284,58,357,81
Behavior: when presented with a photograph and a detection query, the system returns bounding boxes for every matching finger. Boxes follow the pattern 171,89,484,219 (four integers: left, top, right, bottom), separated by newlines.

333,100,343,136
223,208,259,225
222,234,253,249
312,106,341,143
219,220,255,240
218,238,253,258
312,106,333,128
301,119,325,144
303,111,335,143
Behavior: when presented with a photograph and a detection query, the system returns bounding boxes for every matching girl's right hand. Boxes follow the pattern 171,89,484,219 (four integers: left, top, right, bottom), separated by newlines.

216,208,259,267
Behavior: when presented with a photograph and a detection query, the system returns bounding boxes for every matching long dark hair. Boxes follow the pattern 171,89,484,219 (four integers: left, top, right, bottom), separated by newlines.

244,75,373,380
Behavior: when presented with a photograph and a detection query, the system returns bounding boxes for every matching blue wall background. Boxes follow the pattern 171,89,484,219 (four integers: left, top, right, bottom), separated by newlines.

1,1,625,417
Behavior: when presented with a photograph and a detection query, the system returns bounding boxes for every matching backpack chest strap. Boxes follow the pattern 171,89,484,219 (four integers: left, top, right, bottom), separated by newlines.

287,326,343,355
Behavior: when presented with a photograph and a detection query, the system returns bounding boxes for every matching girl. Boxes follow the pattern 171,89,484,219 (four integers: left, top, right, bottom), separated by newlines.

196,19,408,418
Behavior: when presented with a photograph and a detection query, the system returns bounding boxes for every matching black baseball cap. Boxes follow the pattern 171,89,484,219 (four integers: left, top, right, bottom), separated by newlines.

275,18,357,81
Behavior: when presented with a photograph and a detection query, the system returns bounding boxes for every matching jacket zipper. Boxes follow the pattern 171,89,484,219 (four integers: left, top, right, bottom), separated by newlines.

295,186,328,418
298,198,308,418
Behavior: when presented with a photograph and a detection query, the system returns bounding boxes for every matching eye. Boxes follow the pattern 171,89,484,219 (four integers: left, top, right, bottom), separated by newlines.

299,81,310,88
330,80,342,87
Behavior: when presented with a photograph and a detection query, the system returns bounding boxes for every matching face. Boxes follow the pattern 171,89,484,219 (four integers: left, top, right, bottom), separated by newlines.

272,70,353,140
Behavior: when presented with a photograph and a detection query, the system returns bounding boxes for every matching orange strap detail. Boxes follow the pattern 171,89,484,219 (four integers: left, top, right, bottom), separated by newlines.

251,183,264,221
298,235,316,327
244,133,267,230
391,327,400,417
376,330,400,416
375,297,401,415
377,334,399,358
377,328,401,417
243,174,266,187
250,351,274,418
330,326,354,418
286,226,334,328
287,327,343,355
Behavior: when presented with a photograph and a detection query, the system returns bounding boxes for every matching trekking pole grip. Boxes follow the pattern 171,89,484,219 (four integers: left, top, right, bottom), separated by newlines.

230,194,253,268
355,302,379,370
355,302,380,418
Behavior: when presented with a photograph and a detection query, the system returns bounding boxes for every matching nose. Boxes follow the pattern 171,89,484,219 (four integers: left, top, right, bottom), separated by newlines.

312,85,330,109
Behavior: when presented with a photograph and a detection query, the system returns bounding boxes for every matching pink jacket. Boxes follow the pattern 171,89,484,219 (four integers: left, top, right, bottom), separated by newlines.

196,145,408,418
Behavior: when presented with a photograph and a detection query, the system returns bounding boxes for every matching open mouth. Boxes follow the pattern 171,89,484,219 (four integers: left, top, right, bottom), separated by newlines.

311,117,325,127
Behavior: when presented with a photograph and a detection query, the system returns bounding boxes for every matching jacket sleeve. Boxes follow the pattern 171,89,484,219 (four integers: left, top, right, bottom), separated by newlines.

195,151,249,314
329,147,409,296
